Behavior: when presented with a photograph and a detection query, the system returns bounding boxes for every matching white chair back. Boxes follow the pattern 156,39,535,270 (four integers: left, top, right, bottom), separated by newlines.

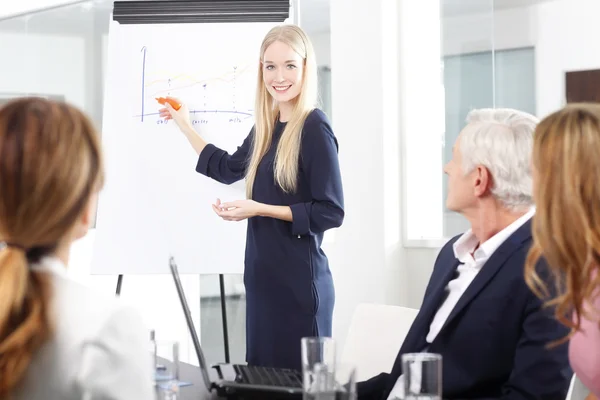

340,303,419,381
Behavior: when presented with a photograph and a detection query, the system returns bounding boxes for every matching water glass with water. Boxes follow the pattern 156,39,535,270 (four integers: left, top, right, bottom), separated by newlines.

333,363,357,400
402,353,442,400
301,337,336,400
303,362,357,400
154,340,180,400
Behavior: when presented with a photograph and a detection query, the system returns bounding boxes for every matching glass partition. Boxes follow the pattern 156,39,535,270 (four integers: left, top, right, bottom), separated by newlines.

0,1,111,128
405,0,538,241
440,1,539,238
440,0,497,238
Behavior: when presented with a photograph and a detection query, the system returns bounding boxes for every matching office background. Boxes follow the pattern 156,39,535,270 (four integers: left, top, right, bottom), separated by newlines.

1,0,598,367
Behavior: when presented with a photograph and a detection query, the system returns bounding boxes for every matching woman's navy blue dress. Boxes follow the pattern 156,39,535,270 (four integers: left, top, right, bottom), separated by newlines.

195,109,344,371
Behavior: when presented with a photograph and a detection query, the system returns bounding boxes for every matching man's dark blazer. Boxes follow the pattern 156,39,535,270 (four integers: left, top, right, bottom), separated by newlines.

358,219,572,400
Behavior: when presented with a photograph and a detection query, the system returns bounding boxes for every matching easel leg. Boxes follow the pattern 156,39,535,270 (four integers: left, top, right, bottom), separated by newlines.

219,274,230,363
115,274,123,296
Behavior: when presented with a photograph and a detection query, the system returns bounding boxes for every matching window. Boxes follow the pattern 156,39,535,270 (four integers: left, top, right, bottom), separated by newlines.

403,0,536,244
441,48,536,238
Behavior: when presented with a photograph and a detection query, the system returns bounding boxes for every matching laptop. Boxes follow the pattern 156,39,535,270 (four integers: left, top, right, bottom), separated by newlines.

169,257,304,398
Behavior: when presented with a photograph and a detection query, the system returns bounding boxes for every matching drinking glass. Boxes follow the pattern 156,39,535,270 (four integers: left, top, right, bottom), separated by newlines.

402,353,442,400
301,337,336,400
154,340,180,400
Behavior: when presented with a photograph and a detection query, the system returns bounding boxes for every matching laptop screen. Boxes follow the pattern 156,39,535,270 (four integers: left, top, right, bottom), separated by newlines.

169,256,212,391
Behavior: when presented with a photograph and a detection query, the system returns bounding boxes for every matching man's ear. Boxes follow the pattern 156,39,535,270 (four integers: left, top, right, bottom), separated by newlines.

473,165,493,197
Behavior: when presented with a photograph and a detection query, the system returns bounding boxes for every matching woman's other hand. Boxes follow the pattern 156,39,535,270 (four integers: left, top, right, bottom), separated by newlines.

212,198,263,222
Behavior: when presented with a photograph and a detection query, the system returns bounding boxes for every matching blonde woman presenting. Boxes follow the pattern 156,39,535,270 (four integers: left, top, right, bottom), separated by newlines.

160,24,344,371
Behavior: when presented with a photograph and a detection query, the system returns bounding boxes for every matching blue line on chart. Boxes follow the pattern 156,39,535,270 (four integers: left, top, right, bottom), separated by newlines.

134,110,254,118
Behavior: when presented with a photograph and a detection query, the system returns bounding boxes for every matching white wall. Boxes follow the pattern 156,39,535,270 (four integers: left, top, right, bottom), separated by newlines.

403,248,438,308
534,0,600,117
329,0,405,354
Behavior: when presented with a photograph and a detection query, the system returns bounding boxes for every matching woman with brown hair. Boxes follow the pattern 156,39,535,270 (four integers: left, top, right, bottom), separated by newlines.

0,98,154,399
525,103,600,397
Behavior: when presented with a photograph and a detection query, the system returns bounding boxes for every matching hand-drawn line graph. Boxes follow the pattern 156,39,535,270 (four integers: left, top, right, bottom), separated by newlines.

135,46,256,125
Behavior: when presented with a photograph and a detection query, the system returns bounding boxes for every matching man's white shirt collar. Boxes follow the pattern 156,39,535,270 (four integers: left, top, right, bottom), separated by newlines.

452,207,536,263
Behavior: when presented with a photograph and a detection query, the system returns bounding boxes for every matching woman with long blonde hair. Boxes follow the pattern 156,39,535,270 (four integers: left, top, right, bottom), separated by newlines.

525,103,600,396
161,24,344,370
0,98,154,399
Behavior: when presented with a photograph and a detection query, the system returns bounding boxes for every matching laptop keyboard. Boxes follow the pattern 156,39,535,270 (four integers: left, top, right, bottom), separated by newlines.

236,365,303,388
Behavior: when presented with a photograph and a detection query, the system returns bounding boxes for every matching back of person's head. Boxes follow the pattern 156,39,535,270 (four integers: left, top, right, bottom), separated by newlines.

461,108,539,211
0,97,104,397
525,103,600,337
247,24,318,198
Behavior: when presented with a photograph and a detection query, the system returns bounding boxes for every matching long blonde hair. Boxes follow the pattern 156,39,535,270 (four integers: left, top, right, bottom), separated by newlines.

525,103,600,343
0,98,104,397
245,24,319,198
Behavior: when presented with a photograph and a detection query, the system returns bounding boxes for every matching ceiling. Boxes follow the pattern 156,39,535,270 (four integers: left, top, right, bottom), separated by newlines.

0,0,557,36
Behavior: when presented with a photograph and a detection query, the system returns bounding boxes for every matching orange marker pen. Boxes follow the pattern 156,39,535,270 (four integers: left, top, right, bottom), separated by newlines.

156,97,182,111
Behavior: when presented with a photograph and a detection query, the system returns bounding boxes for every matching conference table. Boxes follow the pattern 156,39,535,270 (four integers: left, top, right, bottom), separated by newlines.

157,357,219,400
